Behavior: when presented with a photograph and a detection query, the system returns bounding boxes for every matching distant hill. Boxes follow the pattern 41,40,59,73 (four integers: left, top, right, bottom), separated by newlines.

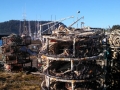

0,20,65,35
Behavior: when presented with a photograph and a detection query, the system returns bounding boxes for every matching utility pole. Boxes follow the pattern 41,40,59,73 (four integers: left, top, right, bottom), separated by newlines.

22,7,29,36
77,11,80,28
81,22,84,28
19,21,21,36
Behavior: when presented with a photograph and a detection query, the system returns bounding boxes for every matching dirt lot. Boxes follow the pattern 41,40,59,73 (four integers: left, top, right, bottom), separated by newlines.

0,46,44,90
0,72,43,90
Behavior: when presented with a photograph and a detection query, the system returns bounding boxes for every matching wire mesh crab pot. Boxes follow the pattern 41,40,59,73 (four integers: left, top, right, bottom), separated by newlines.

1,34,32,72
39,28,105,90
106,29,120,90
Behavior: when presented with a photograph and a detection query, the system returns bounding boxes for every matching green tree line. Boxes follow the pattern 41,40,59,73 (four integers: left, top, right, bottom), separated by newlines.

1,20,120,34
111,25,120,31
0,20,63,34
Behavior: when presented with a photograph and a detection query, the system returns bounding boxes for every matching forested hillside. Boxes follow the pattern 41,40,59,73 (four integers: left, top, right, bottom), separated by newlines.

0,20,64,34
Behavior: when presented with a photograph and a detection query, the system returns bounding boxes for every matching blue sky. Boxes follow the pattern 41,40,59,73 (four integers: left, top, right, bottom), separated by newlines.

0,0,120,28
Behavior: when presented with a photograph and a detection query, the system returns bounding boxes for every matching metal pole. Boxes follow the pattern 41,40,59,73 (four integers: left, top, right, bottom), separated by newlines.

47,38,49,55
39,24,42,40
73,38,76,57
47,60,49,90
77,11,80,28
71,60,74,71
77,14,78,28
72,82,74,90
